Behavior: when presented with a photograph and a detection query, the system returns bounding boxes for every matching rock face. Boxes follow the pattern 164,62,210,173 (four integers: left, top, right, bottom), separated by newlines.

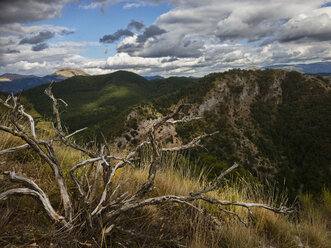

52,68,89,77
120,70,288,167
117,69,330,196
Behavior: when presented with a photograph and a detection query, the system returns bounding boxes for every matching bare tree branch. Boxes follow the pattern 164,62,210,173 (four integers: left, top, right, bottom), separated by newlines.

0,187,68,227
88,146,105,203
0,144,29,155
1,98,74,222
199,195,294,214
44,81,65,135
213,204,248,226
161,131,219,152
65,127,88,139
17,105,36,138
44,82,97,159
190,162,240,196
166,116,202,124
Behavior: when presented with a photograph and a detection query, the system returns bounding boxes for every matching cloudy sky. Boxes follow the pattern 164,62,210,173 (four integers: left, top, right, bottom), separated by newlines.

1,0,331,77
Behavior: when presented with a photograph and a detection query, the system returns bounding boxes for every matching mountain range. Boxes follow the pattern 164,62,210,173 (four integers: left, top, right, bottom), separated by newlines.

12,69,330,200
112,69,330,198
21,71,195,136
0,68,89,93
264,61,331,75
1,61,330,94
1,67,330,199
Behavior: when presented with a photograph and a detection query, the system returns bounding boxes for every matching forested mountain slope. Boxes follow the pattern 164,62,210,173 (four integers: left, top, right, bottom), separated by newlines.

15,69,331,196
117,69,330,197
22,71,195,137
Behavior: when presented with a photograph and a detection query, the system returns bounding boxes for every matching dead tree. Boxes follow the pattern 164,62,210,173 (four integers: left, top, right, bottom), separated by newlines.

0,82,293,245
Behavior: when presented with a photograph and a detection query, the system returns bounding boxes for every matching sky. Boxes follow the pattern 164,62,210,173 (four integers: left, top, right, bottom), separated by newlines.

1,0,331,77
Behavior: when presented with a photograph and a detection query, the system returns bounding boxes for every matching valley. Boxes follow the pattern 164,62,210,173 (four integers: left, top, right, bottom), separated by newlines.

7,69,328,198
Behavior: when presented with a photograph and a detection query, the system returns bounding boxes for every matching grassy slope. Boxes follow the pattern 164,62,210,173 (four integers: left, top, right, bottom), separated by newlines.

0,124,330,247
22,71,195,138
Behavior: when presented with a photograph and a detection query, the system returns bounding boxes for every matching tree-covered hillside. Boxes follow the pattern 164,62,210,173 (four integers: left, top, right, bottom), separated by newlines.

17,69,331,196
118,69,330,197
22,71,195,138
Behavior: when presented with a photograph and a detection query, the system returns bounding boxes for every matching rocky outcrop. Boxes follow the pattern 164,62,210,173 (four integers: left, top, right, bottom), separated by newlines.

52,68,89,77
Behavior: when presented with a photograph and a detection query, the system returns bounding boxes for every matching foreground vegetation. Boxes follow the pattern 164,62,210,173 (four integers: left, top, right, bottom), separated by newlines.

0,125,330,247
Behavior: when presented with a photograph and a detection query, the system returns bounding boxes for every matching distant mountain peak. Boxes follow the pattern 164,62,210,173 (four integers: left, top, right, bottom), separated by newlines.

0,73,38,81
143,75,164,80
0,77,11,82
246,66,260,71
51,68,89,77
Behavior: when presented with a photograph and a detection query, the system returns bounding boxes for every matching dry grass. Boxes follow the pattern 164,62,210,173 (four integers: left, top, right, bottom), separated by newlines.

0,124,330,247
296,192,331,248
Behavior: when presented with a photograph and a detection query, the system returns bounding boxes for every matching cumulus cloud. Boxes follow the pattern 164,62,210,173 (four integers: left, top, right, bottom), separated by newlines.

103,52,206,76
113,0,331,68
0,23,75,37
80,2,101,9
277,9,331,43
0,40,106,76
3,0,331,77
106,52,163,69
123,2,144,8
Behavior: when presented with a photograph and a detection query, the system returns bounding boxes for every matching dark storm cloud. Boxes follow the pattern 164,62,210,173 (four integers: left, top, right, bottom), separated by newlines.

136,25,167,43
99,29,134,43
128,20,145,31
139,38,203,58
19,31,55,45
32,43,48,51
117,35,203,58
116,42,143,54
0,0,64,25
99,20,144,44
100,23,165,45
